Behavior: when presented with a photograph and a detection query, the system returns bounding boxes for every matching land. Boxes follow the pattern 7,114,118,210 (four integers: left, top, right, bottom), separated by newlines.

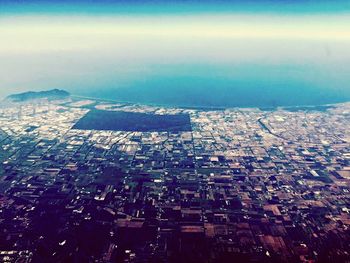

0,96,349,262
5,89,70,102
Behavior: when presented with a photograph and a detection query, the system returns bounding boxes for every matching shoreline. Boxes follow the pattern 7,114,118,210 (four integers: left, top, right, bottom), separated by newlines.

70,94,348,112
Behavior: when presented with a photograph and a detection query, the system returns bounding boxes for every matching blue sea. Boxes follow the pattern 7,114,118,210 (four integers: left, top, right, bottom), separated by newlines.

68,64,350,108
2,63,350,108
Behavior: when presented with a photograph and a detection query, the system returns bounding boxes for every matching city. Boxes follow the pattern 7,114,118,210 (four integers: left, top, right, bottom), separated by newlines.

0,97,349,262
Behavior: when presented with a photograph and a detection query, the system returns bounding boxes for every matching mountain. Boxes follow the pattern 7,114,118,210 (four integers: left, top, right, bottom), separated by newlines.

5,89,70,102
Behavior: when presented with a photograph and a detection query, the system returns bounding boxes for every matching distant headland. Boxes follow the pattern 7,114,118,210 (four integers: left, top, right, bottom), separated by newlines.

5,89,70,102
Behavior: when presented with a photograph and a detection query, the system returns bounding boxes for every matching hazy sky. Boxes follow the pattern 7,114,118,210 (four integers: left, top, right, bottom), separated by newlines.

1,0,350,106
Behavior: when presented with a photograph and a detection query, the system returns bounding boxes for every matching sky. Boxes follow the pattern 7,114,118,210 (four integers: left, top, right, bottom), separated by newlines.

1,0,350,106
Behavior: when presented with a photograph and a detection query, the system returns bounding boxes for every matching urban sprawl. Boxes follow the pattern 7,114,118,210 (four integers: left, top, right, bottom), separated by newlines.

0,98,349,262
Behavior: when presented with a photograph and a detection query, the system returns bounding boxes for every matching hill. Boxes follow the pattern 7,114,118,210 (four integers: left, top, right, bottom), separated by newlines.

6,89,70,102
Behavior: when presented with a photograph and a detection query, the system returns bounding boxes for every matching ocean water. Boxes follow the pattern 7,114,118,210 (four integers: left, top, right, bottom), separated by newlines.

68,64,350,108
0,59,350,107
2,63,350,108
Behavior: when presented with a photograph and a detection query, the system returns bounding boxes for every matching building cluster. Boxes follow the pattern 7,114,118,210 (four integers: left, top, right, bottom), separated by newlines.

0,100,349,262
